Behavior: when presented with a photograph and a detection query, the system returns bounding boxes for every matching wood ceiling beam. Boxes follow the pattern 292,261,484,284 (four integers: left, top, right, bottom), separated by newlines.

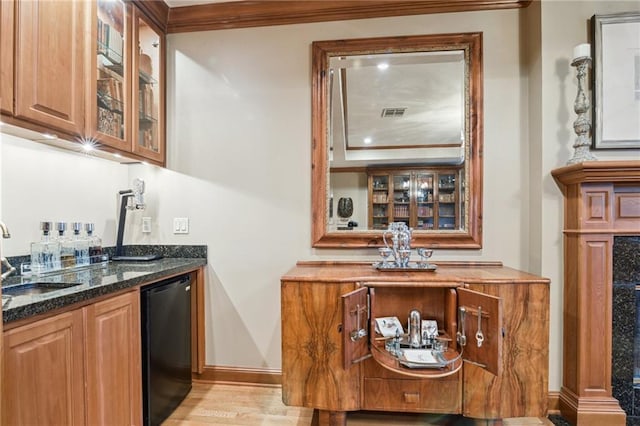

166,0,532,33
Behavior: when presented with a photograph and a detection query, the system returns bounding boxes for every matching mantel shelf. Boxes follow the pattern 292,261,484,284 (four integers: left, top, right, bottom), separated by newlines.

552,160,640,189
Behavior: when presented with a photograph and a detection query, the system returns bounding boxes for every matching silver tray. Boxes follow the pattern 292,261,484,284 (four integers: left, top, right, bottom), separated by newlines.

398,349,447,369
373,262,437,272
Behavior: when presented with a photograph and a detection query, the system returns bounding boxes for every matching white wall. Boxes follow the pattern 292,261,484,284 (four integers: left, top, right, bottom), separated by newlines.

0,134,130,256
329,172,367,230
535,0,640,393
163,9,527,371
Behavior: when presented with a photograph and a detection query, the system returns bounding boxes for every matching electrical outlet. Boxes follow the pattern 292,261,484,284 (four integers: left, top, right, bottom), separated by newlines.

142,217,152,233
173,217,189,234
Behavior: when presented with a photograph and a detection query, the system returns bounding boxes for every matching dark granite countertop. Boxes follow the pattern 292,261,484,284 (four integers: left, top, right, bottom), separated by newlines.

2,246,207,324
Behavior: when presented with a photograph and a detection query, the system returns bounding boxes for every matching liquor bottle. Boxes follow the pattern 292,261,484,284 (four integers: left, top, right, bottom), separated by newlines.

72,222,90,266
85,223,104,264
57,222,76,268
30,221,61,273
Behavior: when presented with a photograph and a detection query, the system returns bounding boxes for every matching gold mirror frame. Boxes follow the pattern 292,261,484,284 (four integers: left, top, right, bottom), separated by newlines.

311,32,483,248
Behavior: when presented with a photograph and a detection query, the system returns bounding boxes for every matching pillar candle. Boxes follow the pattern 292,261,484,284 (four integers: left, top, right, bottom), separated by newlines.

573,43,591,61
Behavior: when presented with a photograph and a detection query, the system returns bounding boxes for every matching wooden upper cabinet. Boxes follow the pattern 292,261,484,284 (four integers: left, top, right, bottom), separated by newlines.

89,0,132,152
0,0,14,115
132,8,165,163
14,0,86,136
88,0,165,164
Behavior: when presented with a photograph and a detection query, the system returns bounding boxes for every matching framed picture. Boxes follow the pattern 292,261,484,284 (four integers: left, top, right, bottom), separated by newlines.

591,12,640,149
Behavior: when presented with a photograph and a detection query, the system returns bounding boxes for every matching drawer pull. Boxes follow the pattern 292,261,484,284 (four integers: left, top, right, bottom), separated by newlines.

403,392,420,403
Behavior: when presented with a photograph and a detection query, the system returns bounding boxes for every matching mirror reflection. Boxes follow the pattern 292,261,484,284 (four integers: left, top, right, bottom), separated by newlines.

312,33,483,248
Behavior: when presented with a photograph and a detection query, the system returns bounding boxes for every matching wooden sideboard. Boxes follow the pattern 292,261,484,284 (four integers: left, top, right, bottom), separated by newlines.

552,161,640,426
281,261,550,425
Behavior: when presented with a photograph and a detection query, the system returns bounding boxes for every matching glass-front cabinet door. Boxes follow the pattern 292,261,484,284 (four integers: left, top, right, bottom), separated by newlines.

369,173,390,230
92,0,130,151
391,173,411,227
437,172,458,230
415,172,435,230
132,9,164,163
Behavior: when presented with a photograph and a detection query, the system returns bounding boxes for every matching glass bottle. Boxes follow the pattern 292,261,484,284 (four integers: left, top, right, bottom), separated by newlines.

72,222,90,266
85,223,104,264
30,221,61,273
57,222,76,269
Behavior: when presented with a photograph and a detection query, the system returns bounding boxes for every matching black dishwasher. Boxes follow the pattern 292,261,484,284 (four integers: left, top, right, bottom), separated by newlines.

141,274,192,426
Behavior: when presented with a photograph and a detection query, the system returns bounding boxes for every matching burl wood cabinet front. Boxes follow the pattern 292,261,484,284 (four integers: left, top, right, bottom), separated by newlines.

281,263,549,422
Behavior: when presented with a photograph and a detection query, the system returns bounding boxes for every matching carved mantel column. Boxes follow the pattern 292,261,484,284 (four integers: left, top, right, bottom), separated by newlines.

552,161,640,426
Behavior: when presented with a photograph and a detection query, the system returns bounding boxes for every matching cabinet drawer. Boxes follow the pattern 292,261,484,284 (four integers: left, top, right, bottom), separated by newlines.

362,378,461,413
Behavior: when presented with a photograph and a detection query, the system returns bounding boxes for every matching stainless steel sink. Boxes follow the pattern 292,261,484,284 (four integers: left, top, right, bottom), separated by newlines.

2,281,82,297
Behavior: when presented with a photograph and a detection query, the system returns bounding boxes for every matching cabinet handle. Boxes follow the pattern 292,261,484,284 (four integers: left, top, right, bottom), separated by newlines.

456,306,467,346
403,392,420,403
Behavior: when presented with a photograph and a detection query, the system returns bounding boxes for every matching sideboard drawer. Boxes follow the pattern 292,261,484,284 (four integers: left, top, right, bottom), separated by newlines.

362,378,461,413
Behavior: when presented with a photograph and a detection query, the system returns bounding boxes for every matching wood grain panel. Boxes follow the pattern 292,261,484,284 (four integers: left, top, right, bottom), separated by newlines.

581,184,611,229
614,190,640,231
457,287,502,376
167,0,531,33
281,280,361,411
552,162,635,425
342,286,369,370
580,237,611,396
15,0,86,135
191,268,206,374
362,377,461,413
85,290,142,426
2,309,85,425
463,282,549,419
617,193,640,219
0,0,14,115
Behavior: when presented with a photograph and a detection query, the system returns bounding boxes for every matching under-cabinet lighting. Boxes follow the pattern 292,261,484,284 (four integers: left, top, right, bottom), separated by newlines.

377,62,389,71
41,133,57,140
364,137,372,144
77,137,99,153
113,153,123,158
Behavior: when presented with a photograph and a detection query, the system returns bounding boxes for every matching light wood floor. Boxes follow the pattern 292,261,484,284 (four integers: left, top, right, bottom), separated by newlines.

163,382,554,426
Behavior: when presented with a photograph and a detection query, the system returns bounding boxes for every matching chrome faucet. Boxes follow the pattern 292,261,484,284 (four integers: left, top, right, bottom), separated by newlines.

0,220,15,280
0,220,10,239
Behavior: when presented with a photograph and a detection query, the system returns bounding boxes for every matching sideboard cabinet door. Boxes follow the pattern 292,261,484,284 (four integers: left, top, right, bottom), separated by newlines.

281,280,362,411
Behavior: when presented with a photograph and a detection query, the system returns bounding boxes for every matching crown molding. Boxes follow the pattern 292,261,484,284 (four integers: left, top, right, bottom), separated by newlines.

166,0,532,33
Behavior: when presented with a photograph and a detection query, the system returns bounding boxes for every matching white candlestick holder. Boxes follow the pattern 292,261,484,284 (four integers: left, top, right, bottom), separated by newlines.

567,55,597,165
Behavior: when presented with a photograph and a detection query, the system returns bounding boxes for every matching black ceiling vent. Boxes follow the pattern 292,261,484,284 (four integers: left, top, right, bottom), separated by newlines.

381,107,407,118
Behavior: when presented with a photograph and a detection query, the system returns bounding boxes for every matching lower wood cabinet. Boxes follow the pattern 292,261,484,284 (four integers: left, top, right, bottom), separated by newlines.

2,290,141,425
281,262,549,424
85,290,142,425
2,308,85,425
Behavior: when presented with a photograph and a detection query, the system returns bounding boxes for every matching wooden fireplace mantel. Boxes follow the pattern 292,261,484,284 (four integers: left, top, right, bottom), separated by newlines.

552,160,640,426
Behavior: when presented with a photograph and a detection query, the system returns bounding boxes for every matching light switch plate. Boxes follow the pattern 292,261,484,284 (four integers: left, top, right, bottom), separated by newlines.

173,217,189,234
142,217,152,233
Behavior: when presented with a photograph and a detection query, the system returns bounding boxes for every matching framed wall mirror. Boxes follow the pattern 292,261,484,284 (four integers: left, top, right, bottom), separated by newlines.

311,32,483,248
